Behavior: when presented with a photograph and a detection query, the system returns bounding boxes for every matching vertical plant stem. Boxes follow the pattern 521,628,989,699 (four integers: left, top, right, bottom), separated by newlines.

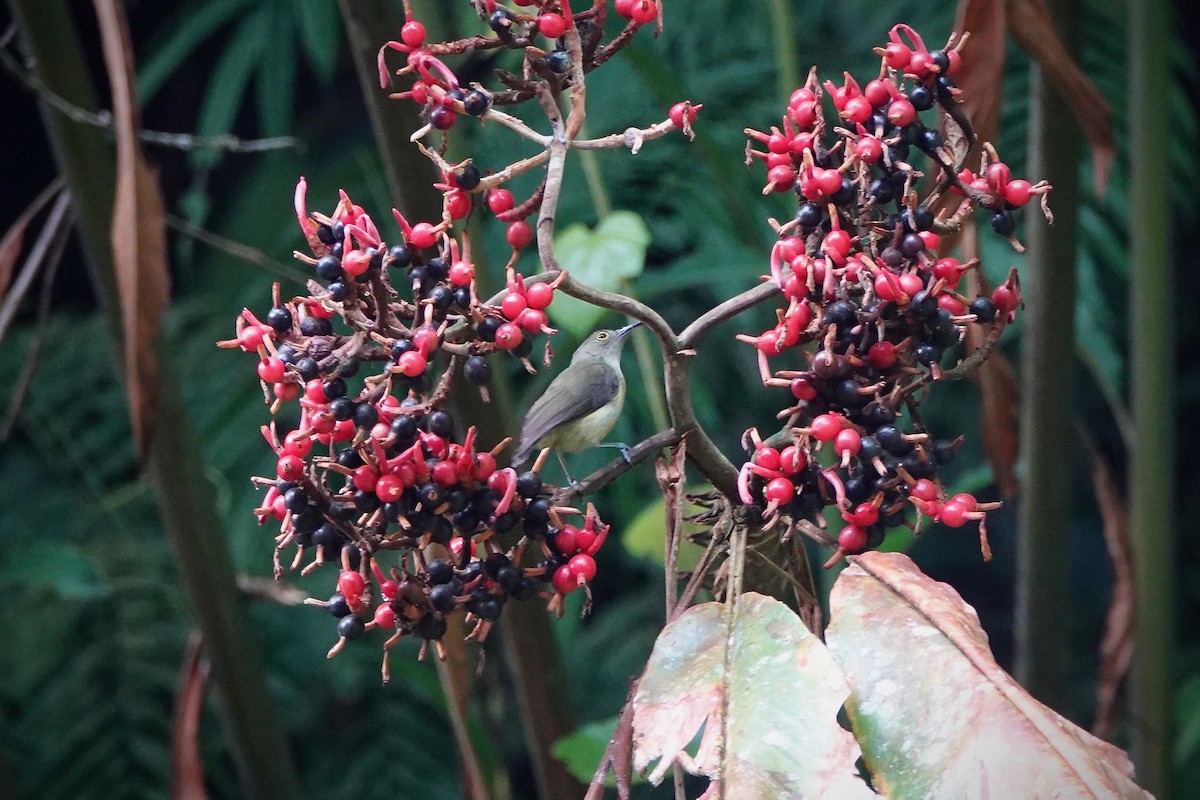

1129,0,1174,794
767,0,797,105
9,3,306,797
1013,0,1081,710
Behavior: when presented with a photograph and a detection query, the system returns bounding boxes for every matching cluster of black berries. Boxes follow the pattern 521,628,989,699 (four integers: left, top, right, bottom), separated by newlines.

219,185,610,671
736,25,1050,561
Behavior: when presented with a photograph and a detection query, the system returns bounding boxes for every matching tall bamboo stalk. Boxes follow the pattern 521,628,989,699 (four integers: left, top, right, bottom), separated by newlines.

1014,0,1082,709
1129,0,1174,795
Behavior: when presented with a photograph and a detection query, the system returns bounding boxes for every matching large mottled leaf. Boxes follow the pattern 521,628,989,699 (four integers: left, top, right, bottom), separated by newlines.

827,552,1151,799
632,592,875,799
94,0,172,455
549,211,650,338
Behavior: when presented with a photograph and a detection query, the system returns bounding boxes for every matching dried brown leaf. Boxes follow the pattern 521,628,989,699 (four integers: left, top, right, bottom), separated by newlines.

1008,0,1116,192
827,552,1151,799
170,634,209,800
963,224,1021,498
94,0,171,455
0,178,65,298
1087,441,1134,740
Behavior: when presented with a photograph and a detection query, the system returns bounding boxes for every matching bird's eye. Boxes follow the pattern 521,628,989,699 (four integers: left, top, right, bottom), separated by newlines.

597,332,609,340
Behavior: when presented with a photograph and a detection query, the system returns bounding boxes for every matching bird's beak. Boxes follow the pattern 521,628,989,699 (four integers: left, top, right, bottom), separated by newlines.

616,321,642,338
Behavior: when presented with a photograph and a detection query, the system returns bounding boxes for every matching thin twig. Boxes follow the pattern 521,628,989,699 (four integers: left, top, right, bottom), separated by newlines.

165,215,310,284
0,190,73,347
0,43,301,154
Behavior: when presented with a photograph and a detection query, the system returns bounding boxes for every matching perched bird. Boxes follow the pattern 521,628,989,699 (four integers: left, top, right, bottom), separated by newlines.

511,321,640,478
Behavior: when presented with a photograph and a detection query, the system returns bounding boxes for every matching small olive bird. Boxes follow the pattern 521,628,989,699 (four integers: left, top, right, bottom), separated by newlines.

512,321,641,478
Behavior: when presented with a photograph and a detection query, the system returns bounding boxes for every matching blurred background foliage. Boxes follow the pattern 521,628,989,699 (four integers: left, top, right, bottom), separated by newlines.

0,0,1196,798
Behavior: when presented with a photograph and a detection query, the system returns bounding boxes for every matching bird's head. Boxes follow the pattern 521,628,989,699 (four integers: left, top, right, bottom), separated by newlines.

570,321,640,364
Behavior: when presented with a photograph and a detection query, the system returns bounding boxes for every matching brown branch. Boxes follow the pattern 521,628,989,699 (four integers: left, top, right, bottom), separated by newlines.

678,279,781,350
553,428,681,504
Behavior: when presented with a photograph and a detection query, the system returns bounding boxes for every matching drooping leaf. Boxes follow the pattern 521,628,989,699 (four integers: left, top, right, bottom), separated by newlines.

295,0,342,83
0,178,65,298
632,592,875,798
826,552,1152,799
549,211,650,339
170,636,210,800
94,0,172,455
137,0,252,103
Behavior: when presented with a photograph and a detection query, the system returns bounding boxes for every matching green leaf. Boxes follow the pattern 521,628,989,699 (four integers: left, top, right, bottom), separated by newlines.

0,543,109,600
548,211,651,339
632,592,875,798
553,717,646,786
137,0,252,103
827,552,1151,799
295,0,342,83
255,8,296,136
192,11,270,167
621,489,707,570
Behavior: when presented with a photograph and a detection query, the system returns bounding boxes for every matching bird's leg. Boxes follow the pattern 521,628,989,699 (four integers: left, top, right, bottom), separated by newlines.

555,451,580,488
598,442,633,464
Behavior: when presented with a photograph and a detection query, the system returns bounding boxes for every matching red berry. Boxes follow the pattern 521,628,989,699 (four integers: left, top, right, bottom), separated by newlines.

1004,179,1033,207
883,42,911,70
898,272,924,298
864,78,895,108
506,220,533,250
472,452,497,480
669,102,698,128
816,168,843,197
537,13,567,38
938,294,967,316
630,0,657,24
501,292,527,320
343,250,371,277
754,446,781,471
574,528,597,554
614,0,635,18
823,229,852,258
257,357,286,384
834,428,862,456
918,230,940,251
552,564,578,594
766,165,796,192
432,460,459,487
430,107,457,130
908,50,933,77
842,95,873,124
276,454,305,481
413,325,440,356
373,604,397,629
790,377,818,401
939,501,969,528
375,473,404,502
238,325,267,350
525,281,554,309
450,536,476,559
849,502,879,527
950,493,978,512
933,257,964,283
353,466,379,492
409,222,438,249
449,261,473,286
398,350,427,377
518,308,548,333
811,413,844,442
886,98,916,127
992,285,1019,314
986,162,1012,192
779,445,807,474
838,524,869,554
446,189,471,220
764,477,795,505
494,322,524,350
400,20,426,48
855,136,883,163
283,430,312,458
867,341,897,369
911,478,939,502
304,379,328,404
568,553,597,582
338,570,366,601
556,525,580,555
487,189,514,215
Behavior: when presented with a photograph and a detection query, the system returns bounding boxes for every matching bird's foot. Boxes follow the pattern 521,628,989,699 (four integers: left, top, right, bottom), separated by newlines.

600,442,633,464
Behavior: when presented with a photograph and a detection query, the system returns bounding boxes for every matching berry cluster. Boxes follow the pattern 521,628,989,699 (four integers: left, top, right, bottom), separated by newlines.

735,25,1050,562
220,181,616,671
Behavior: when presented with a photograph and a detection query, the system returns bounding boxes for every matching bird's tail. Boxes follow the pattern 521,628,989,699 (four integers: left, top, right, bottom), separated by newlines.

510,445,530,468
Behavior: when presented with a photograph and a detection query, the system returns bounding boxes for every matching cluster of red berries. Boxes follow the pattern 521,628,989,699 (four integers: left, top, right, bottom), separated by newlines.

735,26,1050,562
219,183,616,669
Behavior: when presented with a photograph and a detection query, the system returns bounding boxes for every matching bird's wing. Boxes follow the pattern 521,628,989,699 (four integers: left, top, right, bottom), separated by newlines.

513,360,621,464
